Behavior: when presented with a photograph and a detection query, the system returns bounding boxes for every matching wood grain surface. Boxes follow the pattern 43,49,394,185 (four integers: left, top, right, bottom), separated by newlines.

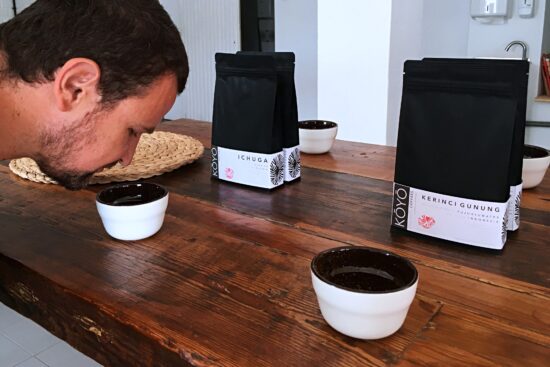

0,119,548,367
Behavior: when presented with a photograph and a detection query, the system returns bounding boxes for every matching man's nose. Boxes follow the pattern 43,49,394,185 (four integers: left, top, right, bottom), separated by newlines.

120,136,141,166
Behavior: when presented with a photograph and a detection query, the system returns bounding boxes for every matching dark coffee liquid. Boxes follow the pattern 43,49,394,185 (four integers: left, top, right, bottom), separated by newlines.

327,266,404,292
523,145,548,159
111,195,148,206
298,120,337,130
312,247,417,293
97,183,167,207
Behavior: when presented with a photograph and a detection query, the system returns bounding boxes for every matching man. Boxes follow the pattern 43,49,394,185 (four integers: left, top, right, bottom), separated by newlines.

0,0,189,190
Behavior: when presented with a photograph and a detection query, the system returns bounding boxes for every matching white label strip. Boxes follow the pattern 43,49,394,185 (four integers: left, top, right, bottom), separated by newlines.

211,146,285,189
284,146,301,182
506,183,522,232
391,183,509,250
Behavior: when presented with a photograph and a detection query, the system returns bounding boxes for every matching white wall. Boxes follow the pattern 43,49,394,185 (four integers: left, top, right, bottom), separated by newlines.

421,0,471,58
0,0,34,23
466,0,549,147
467,0,548,120
317,0,392,145
0,0,13,23
275,0,318,120
387,0,424,146
526,126,550,148
385,0,472,146
543,0,550,52
160,0,240,121
16,0,33,11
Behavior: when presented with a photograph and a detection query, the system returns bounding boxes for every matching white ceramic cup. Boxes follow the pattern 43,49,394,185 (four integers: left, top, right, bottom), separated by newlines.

96,183,169,241
522,145,550,189
311,246,418,340
299,120,338,154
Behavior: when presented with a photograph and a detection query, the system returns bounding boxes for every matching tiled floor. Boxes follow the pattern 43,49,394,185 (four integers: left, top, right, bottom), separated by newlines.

0,302,102,367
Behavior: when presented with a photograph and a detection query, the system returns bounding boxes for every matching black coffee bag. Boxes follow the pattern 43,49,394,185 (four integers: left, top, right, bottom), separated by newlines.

420,58,529,230
212,53,284,189
238,51,301,182
392,60,518,249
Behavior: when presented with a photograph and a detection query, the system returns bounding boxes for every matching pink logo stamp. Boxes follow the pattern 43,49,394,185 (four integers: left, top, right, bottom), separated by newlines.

418,215,436,229
225,168,234,180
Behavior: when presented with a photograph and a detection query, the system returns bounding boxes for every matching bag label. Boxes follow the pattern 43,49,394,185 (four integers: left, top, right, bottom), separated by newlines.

506,183,522,232
284,146,301,182
391,183,509,250
391,183,410,229
211,146,285,189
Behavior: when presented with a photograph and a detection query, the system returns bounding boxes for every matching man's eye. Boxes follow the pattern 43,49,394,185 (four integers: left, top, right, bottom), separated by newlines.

128,128,139,137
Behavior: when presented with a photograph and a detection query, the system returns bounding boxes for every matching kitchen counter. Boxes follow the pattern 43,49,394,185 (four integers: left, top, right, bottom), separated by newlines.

0,119,548,366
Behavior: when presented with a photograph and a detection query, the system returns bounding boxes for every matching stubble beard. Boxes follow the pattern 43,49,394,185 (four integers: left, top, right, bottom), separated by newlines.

35,111,99,191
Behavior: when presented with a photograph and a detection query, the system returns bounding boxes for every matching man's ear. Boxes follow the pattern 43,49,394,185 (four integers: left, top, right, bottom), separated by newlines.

54,58,101,112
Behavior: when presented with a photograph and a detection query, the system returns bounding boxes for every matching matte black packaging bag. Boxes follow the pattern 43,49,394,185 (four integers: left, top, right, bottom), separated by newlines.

212,53,285,189
392,60,518,249
238,52,301,182
419,58,529,231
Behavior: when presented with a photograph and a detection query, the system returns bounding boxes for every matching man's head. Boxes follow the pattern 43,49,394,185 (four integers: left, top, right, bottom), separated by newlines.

0,0,188,189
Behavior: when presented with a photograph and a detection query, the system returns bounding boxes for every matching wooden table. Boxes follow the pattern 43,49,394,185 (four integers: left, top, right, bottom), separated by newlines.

1,119,548,366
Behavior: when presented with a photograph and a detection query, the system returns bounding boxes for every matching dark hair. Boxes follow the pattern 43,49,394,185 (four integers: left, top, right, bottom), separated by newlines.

0,0,188,105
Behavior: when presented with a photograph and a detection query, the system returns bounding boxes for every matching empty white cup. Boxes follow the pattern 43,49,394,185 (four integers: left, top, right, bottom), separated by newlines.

311,246,418,340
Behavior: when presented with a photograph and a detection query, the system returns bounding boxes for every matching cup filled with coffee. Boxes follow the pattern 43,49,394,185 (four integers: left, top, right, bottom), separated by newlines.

298,120,338,154
522,145,550,189
311,246,418,339
96,182,169,241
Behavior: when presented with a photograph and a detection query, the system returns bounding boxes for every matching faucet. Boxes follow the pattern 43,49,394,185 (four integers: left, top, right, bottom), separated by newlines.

505,41,528,60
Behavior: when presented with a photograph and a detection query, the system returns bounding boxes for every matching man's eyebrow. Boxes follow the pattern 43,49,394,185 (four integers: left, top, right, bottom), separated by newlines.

144,127,156,134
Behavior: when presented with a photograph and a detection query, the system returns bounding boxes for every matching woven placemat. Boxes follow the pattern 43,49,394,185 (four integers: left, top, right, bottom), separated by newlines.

9,131,204,185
